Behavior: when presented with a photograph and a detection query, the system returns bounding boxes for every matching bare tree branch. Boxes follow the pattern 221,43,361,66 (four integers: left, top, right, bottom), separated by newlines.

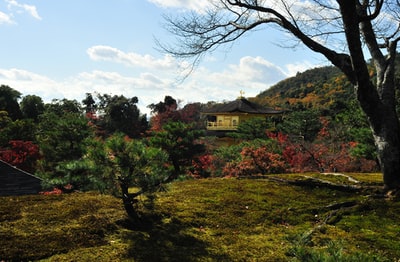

358,0,384,21
158,0,400,190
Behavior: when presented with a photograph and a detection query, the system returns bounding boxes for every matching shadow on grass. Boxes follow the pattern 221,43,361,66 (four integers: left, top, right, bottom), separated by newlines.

118,214,231,262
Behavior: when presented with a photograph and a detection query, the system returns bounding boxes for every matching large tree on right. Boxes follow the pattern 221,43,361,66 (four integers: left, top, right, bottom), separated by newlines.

161,0,400,190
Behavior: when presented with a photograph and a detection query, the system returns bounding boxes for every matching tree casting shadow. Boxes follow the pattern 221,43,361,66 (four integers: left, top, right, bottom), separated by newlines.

119,214,231,262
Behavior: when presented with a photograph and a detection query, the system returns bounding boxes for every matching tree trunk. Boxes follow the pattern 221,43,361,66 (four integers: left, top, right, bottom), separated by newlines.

118,177,141,223
337,0,400,190
362,80,400,190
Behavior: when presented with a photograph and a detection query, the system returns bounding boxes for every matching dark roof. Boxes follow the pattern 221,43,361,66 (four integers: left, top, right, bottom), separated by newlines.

202,98,284,114
0,160,43,196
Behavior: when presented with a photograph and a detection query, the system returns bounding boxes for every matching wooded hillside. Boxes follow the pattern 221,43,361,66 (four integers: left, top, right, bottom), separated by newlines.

253,66,354,112
253,57,400,117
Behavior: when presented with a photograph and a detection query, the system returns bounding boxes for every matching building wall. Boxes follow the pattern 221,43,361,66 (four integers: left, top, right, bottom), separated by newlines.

216,115,239,127
207,113,265,131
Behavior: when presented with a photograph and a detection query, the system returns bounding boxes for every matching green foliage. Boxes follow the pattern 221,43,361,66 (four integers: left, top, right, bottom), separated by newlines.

287,238,388,262
95,94,148,138
37,111,93,163
44,98,82,115
212,143,244,176
277,109,322,142
20,95,45,121
82,92,97,113
0,85,22,120
0,110,11,129
149,121,205,176
52,160,106,192
105,134,172,193
333,101,376,160
83,133,173,195
81,137,116,194
228,117,271,140
36,110,94,188
82,133,173,221
0,118,37,146
258,66,342,101
254,64,378,166
348,128,376,160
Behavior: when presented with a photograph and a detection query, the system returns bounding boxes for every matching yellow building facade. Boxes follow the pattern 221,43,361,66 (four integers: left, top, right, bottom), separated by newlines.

202,98,284,132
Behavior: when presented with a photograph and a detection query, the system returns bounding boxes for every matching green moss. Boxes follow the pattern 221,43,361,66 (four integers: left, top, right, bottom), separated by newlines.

0,193,124,261
1,176,399,261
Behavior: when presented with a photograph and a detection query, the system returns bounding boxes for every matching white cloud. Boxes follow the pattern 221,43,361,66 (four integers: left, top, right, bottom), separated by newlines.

230,56,287,82
5,0,41,20
147,0,212,12
75,70,170,91
195,56,287,98
0,10,13,24
0,68,176,115
0,68,63,100
87,45,182,71
0,68,49,82
0,54,315,115
284,61,316,76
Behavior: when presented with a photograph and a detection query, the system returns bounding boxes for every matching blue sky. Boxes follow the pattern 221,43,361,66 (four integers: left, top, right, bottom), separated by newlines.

0,0,327,115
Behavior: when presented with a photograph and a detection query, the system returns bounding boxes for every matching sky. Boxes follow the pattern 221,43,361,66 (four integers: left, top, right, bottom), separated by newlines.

0,0,328,115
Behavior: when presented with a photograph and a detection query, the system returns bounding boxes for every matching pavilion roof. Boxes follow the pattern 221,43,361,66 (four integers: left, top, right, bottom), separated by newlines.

202,98,283,115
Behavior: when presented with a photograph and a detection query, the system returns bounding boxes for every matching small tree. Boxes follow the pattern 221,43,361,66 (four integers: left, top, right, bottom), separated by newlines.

84,134,172,223
36,103,94,188
148,121,205,179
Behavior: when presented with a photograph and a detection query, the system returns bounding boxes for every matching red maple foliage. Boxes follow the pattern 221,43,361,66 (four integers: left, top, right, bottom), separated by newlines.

0,140,40,172
190,154,215,178
222,144,286,177
269,129,377,173
39,187,63,195
149,102,202,132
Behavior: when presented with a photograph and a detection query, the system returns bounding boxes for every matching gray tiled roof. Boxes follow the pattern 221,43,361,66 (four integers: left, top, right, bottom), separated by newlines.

0,160,42,196
202,98,283,114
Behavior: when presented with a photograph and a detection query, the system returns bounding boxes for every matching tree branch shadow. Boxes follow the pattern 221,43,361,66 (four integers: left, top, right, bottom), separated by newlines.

118,214,231,262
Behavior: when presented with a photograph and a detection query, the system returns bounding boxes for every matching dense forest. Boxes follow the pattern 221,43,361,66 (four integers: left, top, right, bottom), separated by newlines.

1,61,393,217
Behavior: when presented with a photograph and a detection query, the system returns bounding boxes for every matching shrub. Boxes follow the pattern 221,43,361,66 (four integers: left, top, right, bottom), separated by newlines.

221,139,287,177
189,154,215,178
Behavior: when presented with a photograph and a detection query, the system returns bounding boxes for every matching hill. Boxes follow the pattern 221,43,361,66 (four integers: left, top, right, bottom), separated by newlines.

253,54,400,115
252,65,354,112
1,174,400,261
259,66,342,99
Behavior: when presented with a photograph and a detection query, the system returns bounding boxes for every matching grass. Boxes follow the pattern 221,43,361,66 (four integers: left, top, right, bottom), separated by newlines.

1,173,399,261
